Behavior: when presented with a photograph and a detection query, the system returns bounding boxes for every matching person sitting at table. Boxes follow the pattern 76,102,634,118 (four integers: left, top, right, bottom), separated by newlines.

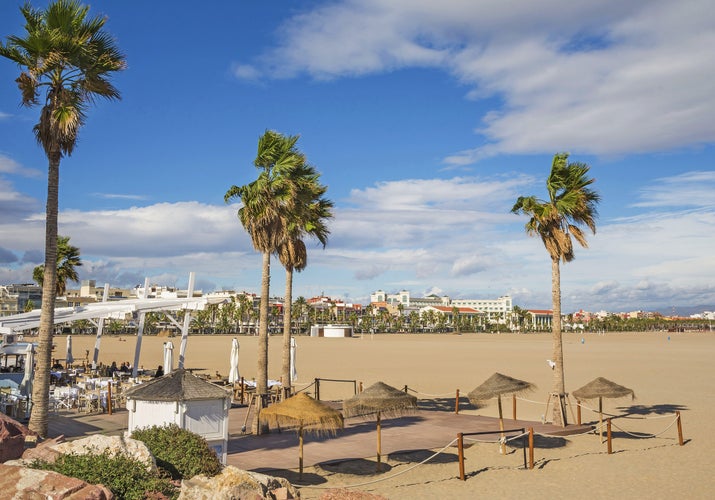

52,361,64,370
154,365,164,377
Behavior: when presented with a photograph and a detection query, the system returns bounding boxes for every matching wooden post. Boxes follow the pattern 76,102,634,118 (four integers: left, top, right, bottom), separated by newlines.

676,411,684,446
498,396,506,455
376,412,382,472
107,382,113,415
359,381,363,393
315,378,320,401
577,399,581,425
512,394,517,420
457,433,465,481
240,377,245,404
455,389,460,414
299,426,304,480
607,418,612,454
528,427,534,469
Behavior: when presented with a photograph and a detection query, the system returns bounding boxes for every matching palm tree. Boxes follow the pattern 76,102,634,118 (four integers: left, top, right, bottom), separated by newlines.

33,235,82,296
277,169,333,394
1,0,124,436
224,130,306,397
512,153,599,425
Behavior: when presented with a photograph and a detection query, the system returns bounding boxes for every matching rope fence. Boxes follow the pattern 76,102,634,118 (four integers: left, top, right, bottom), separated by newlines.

282,382,686,492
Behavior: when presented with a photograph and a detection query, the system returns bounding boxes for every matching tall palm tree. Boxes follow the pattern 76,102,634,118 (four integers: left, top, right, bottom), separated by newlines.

33,235,82,296
511,153,599,425
277,168,333,395
1,0,124,436
224,130,306,397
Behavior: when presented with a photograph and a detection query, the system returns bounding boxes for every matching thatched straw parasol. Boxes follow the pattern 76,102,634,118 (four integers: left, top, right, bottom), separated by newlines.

343,381,418,471
468,373,536,454
573,377,635,442
260,393,343,479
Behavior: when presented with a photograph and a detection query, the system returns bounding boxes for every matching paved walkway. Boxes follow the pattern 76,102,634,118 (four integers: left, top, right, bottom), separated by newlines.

46,404,591,474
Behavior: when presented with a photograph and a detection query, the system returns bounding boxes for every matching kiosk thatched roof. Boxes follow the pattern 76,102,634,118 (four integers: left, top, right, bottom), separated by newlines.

125,369,229,402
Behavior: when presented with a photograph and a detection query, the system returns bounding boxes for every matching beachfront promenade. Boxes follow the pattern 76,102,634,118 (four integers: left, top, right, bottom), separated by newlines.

46,403,591,473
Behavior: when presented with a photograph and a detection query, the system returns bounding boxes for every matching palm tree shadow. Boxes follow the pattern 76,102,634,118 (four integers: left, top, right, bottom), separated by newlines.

616,403,688,415
417,397,472,412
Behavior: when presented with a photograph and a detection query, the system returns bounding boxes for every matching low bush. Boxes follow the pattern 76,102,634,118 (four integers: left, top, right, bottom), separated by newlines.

30,450,177,500
131,424,223,480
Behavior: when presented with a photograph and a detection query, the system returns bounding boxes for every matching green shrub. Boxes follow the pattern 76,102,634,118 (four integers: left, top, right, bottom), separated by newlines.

30,450,176,500
131,424,222,480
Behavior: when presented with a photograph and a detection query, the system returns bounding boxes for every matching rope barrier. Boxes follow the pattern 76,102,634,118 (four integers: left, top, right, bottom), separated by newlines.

405,387,455,398
294,438,459,490
609,415,681,438
292,381,316,394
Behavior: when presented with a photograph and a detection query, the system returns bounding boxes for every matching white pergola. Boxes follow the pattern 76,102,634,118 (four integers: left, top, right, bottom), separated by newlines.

0,273,226,377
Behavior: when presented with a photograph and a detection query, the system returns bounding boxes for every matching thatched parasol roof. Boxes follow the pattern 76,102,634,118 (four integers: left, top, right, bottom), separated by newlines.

467,372,536,405
125,369,229,402
573,377,635,401
260,393,343,435
343,381,418,419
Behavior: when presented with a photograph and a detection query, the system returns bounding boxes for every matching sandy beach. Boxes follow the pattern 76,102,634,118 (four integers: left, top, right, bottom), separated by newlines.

61,331,714,499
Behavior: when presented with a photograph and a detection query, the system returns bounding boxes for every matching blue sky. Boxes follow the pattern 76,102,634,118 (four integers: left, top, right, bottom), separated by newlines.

1,0,714,313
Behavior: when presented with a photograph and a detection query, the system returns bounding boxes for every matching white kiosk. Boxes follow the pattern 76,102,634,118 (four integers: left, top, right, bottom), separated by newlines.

125,369,231,464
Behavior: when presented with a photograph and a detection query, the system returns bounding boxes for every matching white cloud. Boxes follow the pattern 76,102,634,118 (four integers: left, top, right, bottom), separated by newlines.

0,154,42,177
632,171,715,208
238,0,715,160
0,169,713,312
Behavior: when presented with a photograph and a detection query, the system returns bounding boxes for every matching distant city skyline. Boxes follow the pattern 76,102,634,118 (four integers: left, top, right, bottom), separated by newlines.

1,1,713,313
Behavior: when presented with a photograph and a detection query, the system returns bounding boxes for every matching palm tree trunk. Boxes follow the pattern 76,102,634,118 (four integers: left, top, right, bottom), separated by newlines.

257,252,270,395
282,268,293,397
252,252,272,435
551,256,568,426
29,154,60,437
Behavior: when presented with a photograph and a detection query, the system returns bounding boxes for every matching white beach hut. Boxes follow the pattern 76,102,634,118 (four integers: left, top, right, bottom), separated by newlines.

125,369,231,464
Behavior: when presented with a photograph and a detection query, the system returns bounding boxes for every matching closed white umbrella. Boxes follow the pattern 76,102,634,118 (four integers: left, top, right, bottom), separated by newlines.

290,337,297,382
228,338,240,384
163,341,174,375
65,335,74,367
19,343,34,398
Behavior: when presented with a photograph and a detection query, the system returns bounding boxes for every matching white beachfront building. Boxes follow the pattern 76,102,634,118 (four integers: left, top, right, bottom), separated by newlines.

370,290,512,324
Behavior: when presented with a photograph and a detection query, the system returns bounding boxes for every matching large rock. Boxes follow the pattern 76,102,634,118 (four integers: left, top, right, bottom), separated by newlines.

20,435,65,464
0,463,113,499
0,412,37,463
51,434,157,472
179,466,299,499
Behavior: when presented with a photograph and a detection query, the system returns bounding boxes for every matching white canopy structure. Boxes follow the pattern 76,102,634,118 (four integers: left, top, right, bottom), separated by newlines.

0,273,226,377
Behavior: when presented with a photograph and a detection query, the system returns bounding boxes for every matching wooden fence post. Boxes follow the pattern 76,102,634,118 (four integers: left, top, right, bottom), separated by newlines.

607,418,613,454
457,433,465,481
528,427,534,469
455,389,460,414
676,411,684,446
